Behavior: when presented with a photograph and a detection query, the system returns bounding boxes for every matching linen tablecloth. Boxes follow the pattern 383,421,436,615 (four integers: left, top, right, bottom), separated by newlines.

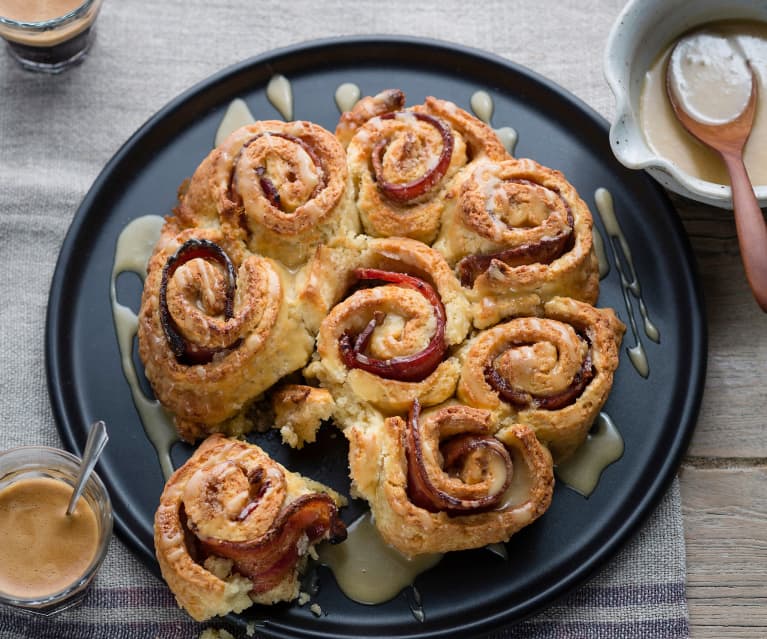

0,0,689,637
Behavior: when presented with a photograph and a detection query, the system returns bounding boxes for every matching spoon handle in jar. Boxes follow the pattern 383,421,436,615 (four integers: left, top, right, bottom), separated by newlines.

722,152,767,313
66,420,109,516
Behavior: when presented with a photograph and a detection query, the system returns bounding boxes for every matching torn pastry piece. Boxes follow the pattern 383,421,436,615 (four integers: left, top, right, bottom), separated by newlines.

458,296,625,461
342,91,509,244
348,401,553,556
272,385,335,449
137,225,314,442
174,119,358,269
433,158,599,329
154,434,347,621
304,236,471,428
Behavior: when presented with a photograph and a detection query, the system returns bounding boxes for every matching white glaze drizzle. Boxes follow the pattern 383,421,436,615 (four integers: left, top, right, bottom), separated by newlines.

469,90,518,155
110,215,178,480
317,510,442,605
494,126,518,155
594,188,659,379
266,74,293,121
470,90,493,124
592,226,610,279
556,412,624,497
214,98,256,147
335,82,361,113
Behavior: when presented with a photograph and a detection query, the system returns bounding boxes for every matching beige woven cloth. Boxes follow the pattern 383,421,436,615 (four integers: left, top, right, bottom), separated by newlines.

0,0,689,637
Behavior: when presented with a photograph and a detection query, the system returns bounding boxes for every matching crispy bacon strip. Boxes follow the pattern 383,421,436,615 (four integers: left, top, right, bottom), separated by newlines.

371,112,454,203
405,400,512,514
485,337,595,410
456,179,575,287
159,238,239,365
338,268,447,383
197,494,346,595
228,132,326,211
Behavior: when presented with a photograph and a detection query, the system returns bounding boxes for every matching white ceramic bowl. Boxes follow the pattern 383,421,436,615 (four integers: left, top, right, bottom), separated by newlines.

604,0,767,209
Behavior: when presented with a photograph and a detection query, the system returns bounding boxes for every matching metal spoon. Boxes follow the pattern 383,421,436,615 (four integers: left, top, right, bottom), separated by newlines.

666,47,767,312
66,420,109,516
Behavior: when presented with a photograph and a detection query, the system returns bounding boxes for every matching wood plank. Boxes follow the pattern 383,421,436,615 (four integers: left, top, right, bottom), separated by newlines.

679,465,767,638
672,195,767,458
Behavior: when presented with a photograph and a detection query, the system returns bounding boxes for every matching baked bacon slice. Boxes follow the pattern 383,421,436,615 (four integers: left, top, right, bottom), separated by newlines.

371,112,454,203
456,179,575,287
197,493,347,596
159,238,239,365
405,400,513,514
339,268,447,382
228,132,326,211
485,337,595,411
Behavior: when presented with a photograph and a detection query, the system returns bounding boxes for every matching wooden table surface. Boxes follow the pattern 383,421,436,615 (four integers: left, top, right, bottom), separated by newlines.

670,194,767,638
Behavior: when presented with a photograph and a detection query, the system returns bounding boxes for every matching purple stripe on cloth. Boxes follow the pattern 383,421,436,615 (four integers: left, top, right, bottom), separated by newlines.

0,582,688,638
76,581,686,609
488,618,690,639
0,617,213,639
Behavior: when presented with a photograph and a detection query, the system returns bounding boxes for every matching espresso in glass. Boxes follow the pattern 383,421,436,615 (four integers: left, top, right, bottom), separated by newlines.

0,0,103,73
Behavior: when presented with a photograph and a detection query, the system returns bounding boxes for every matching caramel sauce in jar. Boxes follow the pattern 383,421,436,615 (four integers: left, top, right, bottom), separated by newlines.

0,477,99,599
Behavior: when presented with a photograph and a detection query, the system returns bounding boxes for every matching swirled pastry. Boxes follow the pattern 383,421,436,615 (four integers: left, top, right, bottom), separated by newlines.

137,222,314,441
434,158,599,329
458,297,625,461
175,120,358,269
154,434,347,621
342,92,509,244
304,236,471,428
347,401,553,556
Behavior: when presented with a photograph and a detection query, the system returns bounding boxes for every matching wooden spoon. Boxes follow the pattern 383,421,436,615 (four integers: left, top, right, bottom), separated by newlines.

666,53,767,312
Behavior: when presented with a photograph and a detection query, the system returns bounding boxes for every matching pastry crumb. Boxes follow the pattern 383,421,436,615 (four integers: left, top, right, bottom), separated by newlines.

245,621,256,637
297,591,311,606
309,603,323,617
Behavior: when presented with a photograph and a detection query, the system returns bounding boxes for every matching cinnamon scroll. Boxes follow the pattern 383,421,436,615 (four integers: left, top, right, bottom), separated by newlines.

340,91,509,244
348,401,553,556
175,120,358,269
434,158,599,329
154,434,346,621
458,297,625,461
137,223,314,442
304,237,471,425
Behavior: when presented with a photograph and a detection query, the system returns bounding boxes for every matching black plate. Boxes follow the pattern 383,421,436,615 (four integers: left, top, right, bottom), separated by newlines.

45,36,706,639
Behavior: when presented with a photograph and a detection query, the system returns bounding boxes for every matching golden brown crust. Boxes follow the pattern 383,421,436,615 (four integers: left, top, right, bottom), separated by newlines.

348,404,553,556
434,158,599,329
176,120,359,269
137,225,314,441
457,296,626,461
154,434,346,621
344,95,510,244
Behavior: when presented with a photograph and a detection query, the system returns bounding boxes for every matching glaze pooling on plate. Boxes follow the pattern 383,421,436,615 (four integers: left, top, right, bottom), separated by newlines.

469,90,518,154
594,187,659,379
47,38,706,639
110,215,177,480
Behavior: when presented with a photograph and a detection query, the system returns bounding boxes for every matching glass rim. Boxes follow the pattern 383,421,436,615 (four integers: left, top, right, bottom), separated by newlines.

0,0,97,32
0,444,113,608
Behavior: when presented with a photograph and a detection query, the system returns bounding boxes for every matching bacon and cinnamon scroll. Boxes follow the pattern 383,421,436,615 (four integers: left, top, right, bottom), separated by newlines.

347,401,553,556
458,296,625,461
341,92,509,244
174,120,358,269
154,434,347,621
137,224,314,442
433,158,600,329
304,237,471,427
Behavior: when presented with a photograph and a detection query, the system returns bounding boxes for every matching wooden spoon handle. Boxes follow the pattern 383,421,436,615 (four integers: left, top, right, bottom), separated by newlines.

722,152,767,312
